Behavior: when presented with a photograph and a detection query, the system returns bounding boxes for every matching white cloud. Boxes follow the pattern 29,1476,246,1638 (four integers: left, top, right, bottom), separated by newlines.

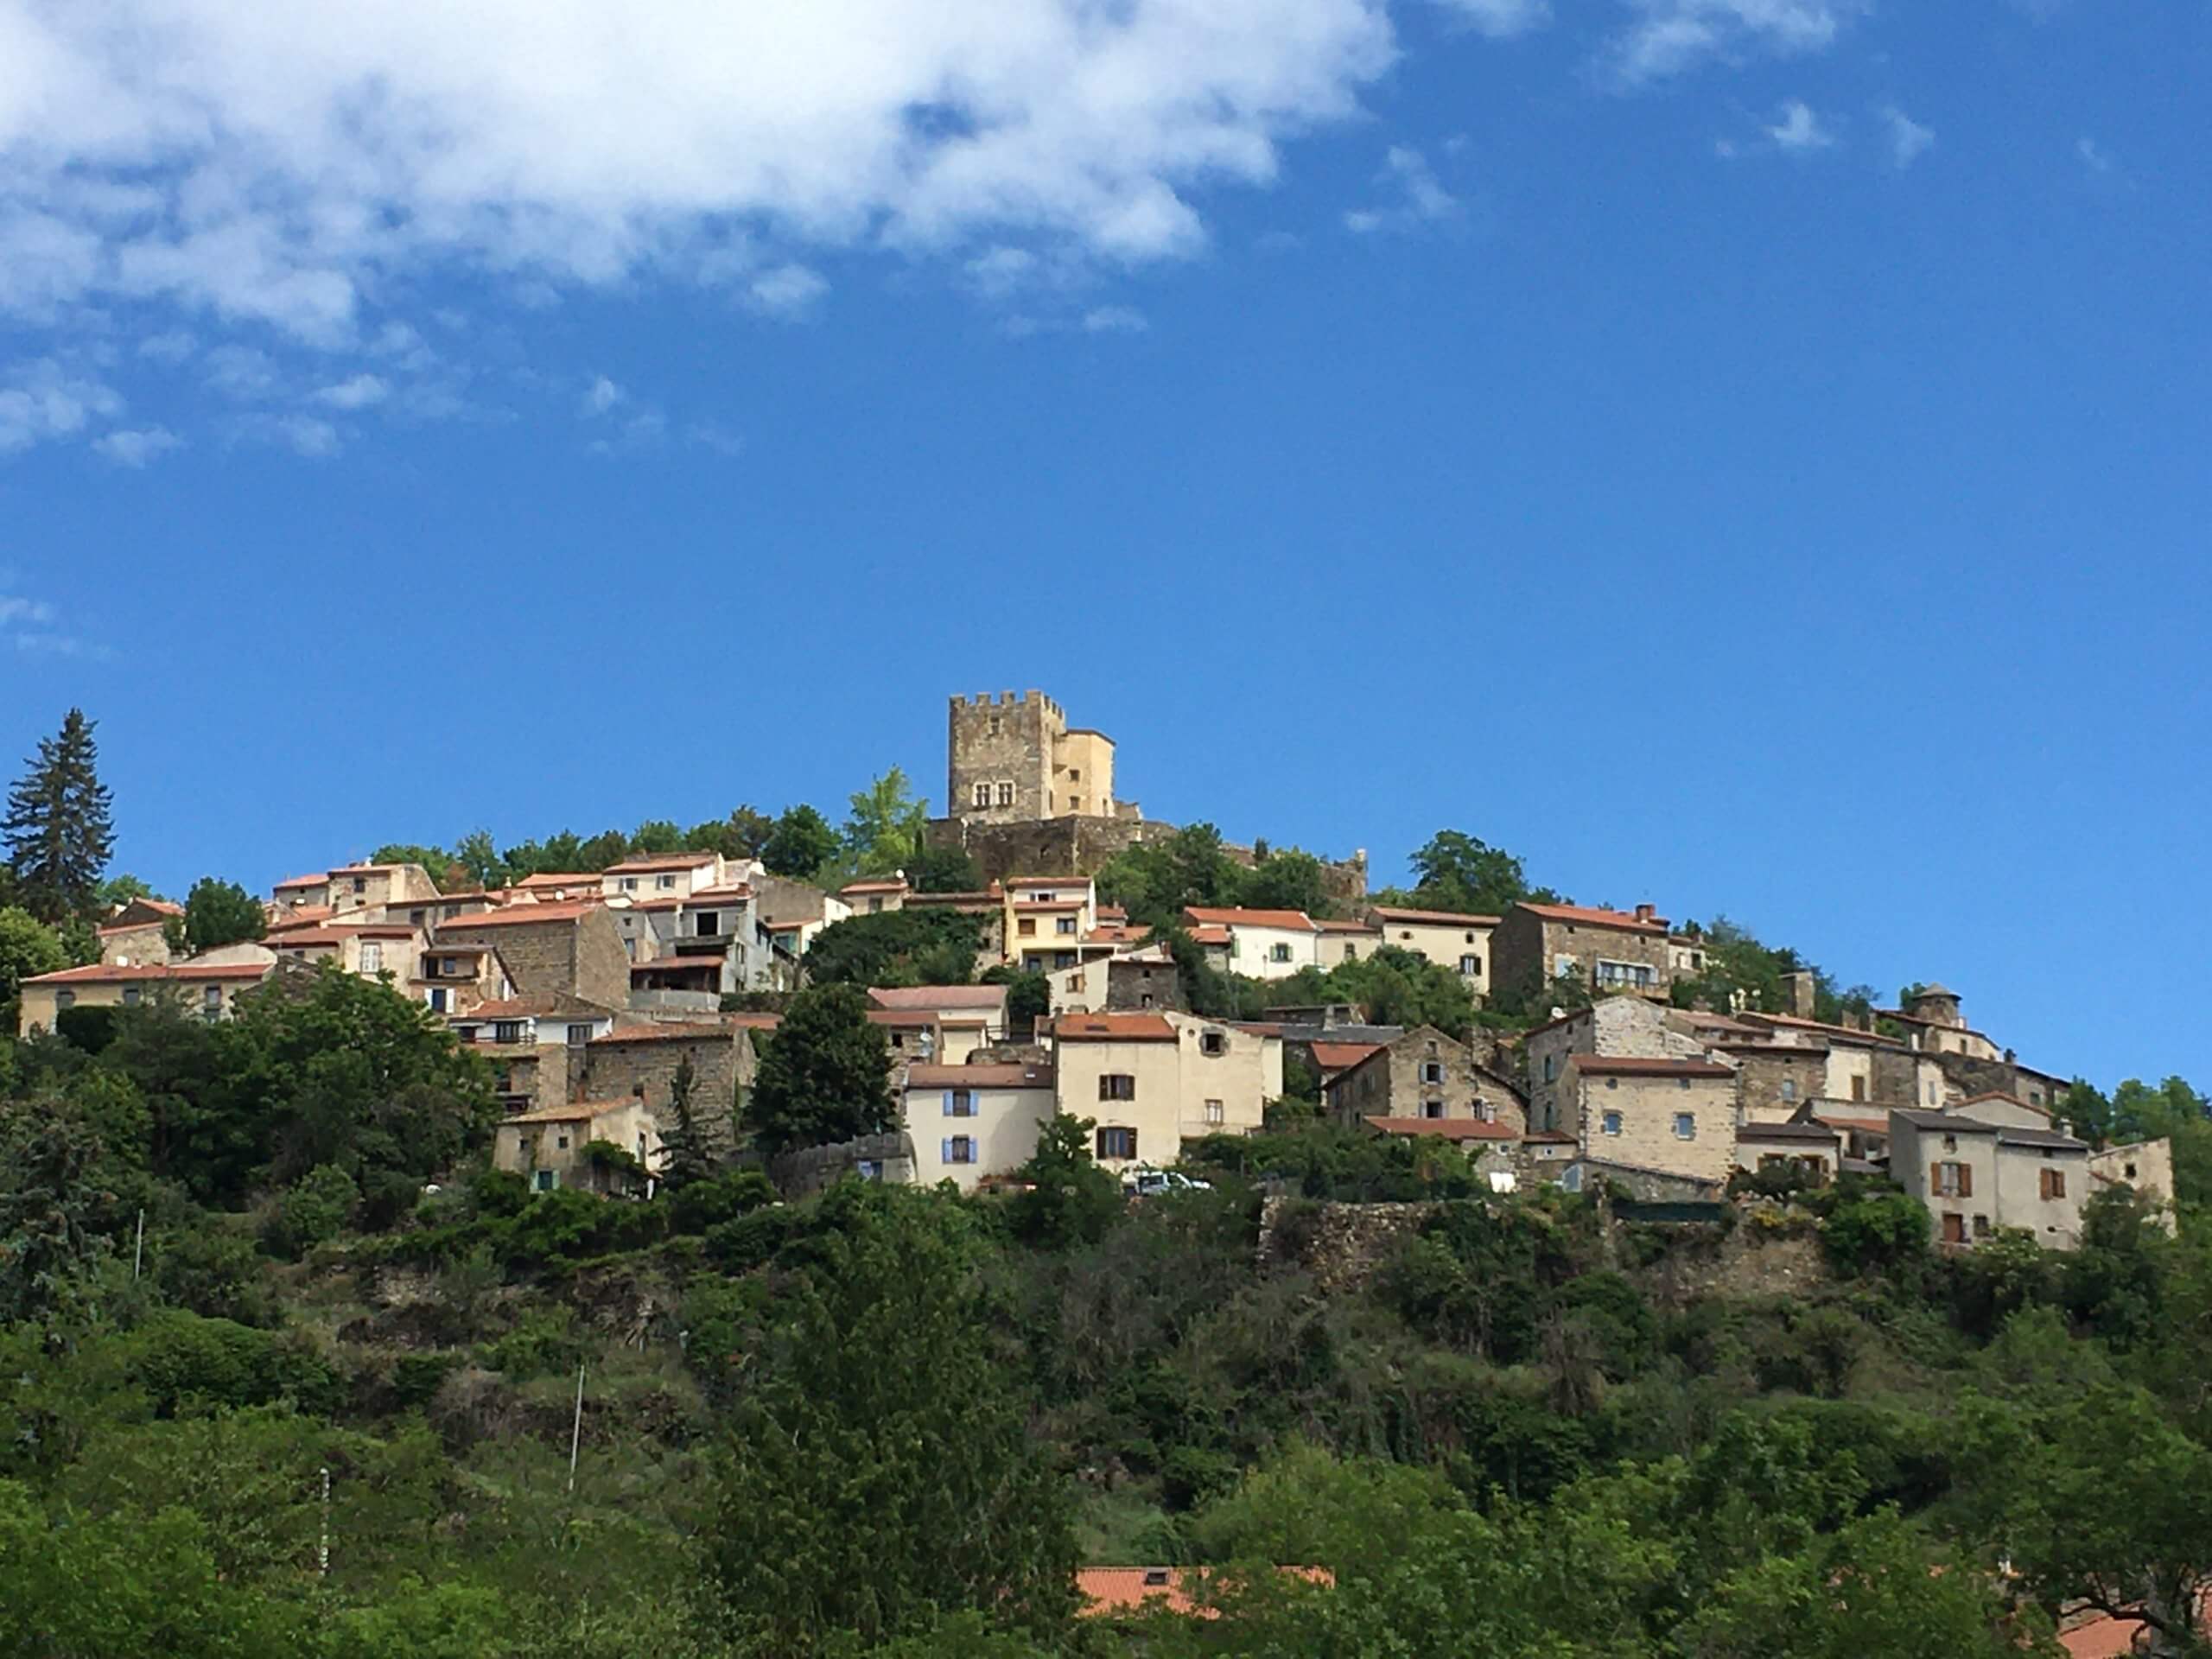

966,245,1040,298
1878,106,1933,168
138,329,197,364
1608,0,1863,85
0,358,124,453
2076,136,2116,175
0,594,57,626
747,263,828,317
202,344,280,399
0,585,105,658
686,421,744,456
1432,0,1548,37
1764,100,1834,152
581,375,626,416
233,412,340,457
0,0,1398,340
1082,305,1148,334
1344,145,1459,233
314,372,390,410
93,426,183,466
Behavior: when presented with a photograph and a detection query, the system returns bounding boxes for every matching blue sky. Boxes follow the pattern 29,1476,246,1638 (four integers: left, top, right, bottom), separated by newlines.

2,0,2205,1090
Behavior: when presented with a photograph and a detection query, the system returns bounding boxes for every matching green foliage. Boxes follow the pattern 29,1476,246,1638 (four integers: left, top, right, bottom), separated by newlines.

181,874,268,951
700,1185,1077,1654
907,840,982,893
1096,823,1249,930
804,906,982,988
128,1310,340,1415
980,964,1049,1039
1818,1180,1931,1277
0,904,66,1011
762,803,841,879
1403,829,1535,917
745,983,896,1160
265,1162,360,1259
1007,1115,1123,1250
655,1052,721,1189
1263,944,1478,1033
844,766,931,877
0,1103,118,1323
3,708,115,923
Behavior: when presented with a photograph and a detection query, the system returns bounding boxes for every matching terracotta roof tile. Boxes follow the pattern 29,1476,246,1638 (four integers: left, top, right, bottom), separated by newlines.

436,903,594,931
27,960,271,985
906,1063,1054,1089
1048,1012,1178,1042
1368,906,1501,927
1516,901,1668,933
1182,906,1319,932
1361,1116,1520,1141
603,852,718,874
1311,1040,1384,1073
869,985,1008,1012
1570,1056,1733,1079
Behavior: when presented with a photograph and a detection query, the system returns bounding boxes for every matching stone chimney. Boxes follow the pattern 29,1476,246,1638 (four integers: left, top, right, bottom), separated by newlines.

1780,970,1816,1020
1634,903,1656,924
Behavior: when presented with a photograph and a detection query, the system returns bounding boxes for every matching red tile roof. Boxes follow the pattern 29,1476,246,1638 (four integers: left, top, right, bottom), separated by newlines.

1077,1567,1331,1618
837,879,908,894
27,960,271,985
1516,901,1669,933
1048,1012,1178,1043
868,985,1008,1012
1369,906,1501,927
1569,1056,1734,1079
683,885,753,902
906,1063,1053,1089
273,873,329,890
1185,925,1230,945
603,851,718,874
1813,1113,1891,1135
867,1009,940,1027
1362,1116,1520,1141
97,918,168,937
436,902,594,930
515,872,598,889
501,1099,638,1125
1311,1040,1384,1073
1182,906,1319,932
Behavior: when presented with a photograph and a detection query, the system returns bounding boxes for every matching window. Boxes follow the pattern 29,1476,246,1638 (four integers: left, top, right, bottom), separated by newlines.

988,715,1001,736
1851,1076,1866,1102
1941,1212,1967,1243
973,782,991,809
556,1134,570,1150
1205,1100,1224,1124
1673,1112,1696,1139
1780,1079,1797,1102
1554,954,1577,977
1601,1110,1623,1136
1018,918,1036,938
1474,1097,1496,1122
494,1020,525,1045
567,1023,593,1046
696,911,721,937
2040,1168,2069,1200
1423,1100,1445,1119
360,941,383,974
1935,1160,1972,1198
1542,1053,1558,1083
1099,1073,1136,1102
1096,1126,1138,1161
1056,916,1077,935
203,985,223,1015
1420,1061,1444,1084
1973,1214,1993,1238
352,877,366,894
122,986,142,1007
944,1135,976,1165
428,988,448,1013
1605,1077,1619,1090
54,989,74,1009
1268,942,1292,963
1459,955,1481,976
1344,944,1357,960
534,1169,557,1192
1199,1032,1226,1057
1067,768,1080,782
1053,950,1076,969
620,876,639,892
1927,1082,1938,1104
1594,959,1656,989
996,781,1015,807
656,874,676,890
409,907,427,925
1465,931,1477,944
946,1090,976,1117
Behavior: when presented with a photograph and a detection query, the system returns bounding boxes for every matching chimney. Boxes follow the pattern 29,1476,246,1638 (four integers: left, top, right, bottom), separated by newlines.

1634,903,1656,924
1781,970,1816,1020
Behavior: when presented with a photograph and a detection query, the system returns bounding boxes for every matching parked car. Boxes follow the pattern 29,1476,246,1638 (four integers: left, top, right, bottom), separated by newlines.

1121,1166,1213,1198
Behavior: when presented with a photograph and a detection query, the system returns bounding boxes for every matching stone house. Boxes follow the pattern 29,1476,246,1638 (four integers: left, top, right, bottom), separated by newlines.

2089,1138,2177,1227
837,876,910,916
493,1099,662,1193
411,938,513,1016
947,690,1128,824
1325,1025,1526,1135
1181,906,1322,981
868,985,1008,1065
1363,906,1498,999
435,902,630,1011
1559,1055,1737,1187
1046,946,1184,1016
16,957,275,1036
601,849,750,903
1732,1120,1845,1183
96,896,182,967
378,890,499,930
1522,995,1711,1134
265,922,422,986
1713,1041,1832,1124
1491,901,1673,1006
1734,1010,1947,1115
576,1016,775,1154
271,872,332,913
327,861,441,918
1889,1108,2090,1249
1007,874,1100,970
900,1059,1057,1192
1044,1010,1281,1173
451,996,619,1111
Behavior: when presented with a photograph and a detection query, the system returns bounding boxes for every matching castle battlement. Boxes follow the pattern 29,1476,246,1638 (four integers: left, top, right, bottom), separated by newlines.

957,690,1062,721
947,687,1104,823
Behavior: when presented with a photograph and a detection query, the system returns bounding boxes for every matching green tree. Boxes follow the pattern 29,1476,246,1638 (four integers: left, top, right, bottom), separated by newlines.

658,1052,721,1187
628,819,684,855
1007,1115,1122,1250
0,906,66,1014
1404,830,1531,917
3,708,115,922
1240,848,1335,919
845,766,931,877
0,1103,117,1324
96,872,156,909
980,965,1049,1040
804,908,982,988
1097,823,1246,929
907,840,982,894
179,876,267,953
450,829,507,891
699,1185,1077,1654
746,984,895,1159
763,804,841,879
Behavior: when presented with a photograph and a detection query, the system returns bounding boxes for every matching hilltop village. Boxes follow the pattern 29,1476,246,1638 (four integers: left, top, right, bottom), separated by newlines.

16,688,2171,1253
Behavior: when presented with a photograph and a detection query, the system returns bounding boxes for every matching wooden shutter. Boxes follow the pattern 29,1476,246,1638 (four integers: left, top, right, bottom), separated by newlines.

1930,1160,1942,1195
1958,1162,1972,1198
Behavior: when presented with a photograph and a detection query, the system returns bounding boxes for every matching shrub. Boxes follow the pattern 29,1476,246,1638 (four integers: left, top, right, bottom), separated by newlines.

670,1167,778,1236
263,1164,359,1260
1819,1185,1929,1278
130,1312,340,1416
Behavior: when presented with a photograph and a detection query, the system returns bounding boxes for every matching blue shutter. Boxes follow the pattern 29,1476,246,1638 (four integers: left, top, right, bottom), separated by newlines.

941,1137,952,1164
943,1090,954,1117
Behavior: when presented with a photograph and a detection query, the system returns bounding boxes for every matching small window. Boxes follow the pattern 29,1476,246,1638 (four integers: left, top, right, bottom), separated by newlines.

360,941,383,974
534,1169,557,1192
1096,1126,1137,1161
409,907,427,925
556,1134,569,1150
494,1020,525,1044
996,781,1015,807
946,1135,976,1165
1199,1032,1226,1057
696,911,721,936
1344,944,1357,960
2041,1168,2068,1200
988,715,1001,737
1601,1110,1623,1136
1541,1053,1557,1084
1423,1100,1444,1119
1459,955,1480,976
122,986,142,1007
352,877,366,894
656,874,676,890
428,988,448,1013
1420,1061,1444,1084
1673,1112,1695,1140
1268,942,1292,963
1068,768,1080,783
1973,1214,1992,1238
1780,1079,1797,1102
567,1023,593,1046
948,1090,975,1117
54,988,75,1009
972,782,991,809
1204,1099,1224,1125
1605,1077,1618,1090
1677,1077,1691,1090
1099,1073,1136,1102
203,985,223,1014
1056,916,1077,935
1018,918,1036,937
620,876,639,892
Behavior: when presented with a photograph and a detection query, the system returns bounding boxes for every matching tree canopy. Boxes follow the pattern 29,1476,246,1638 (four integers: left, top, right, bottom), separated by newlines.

3,709,114,923
180,877,268,953
744,983,896,1159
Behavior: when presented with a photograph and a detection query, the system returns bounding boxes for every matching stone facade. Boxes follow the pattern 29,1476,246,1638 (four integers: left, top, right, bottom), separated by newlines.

1928,1049,2066,1116
1719,1044,1831,1124
1491,902,1673,1007
1562,1057,1738,1186
925,812,1174,886
435,905,629,1011
1523,995,1709,1133
948,690,1128,824
577,1019,772,1154
772,1131,918,1199
1325,1025,1525,1135
1891,1109,2090,1249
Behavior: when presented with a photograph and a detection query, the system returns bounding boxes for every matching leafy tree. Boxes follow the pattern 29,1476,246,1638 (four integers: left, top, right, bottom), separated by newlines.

1818,1180,1931,1278
657,1052,721,1188
264,1162,359,1259
178,876,267,953
3,708,115,922
699,1185,1077,1653
1241,848,1334,918
1404,830,1533,917
0,1104,118,1323
745,984,895,1159
1097,823,1247,929
450,829,507,891
96,872,156,909
1007,1115,1122,1250
907,840,982,894
845,766,931,877
804,907,982,989
0,906,66,1014
368,842,454,878
763,804,840,879
980,965,1049,1040
686,805,777,862
628,818,684,856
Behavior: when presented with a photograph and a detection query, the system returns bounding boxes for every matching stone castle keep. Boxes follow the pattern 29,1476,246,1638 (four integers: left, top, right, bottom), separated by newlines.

946,689,1141,825
930,688,1367,904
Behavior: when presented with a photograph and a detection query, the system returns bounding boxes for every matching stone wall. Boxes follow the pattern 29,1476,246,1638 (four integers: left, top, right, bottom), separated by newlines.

948,690,1059,823
578,1025,761,1153
1730,1047,1829,1122
1256,1196,1440,1293
772,1130,918,1198
1631,1211,1829,1306
1931,1050,2062,1114
925,812,1176,883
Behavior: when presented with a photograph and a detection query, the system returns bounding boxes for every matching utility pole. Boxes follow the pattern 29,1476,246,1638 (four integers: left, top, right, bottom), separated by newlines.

132,1208,144,1280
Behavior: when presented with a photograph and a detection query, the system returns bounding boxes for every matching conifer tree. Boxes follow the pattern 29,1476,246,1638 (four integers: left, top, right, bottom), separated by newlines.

3,709,115,924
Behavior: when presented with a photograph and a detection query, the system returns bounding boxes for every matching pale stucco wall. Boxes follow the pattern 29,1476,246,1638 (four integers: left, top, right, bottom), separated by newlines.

905,1083,1055,1192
